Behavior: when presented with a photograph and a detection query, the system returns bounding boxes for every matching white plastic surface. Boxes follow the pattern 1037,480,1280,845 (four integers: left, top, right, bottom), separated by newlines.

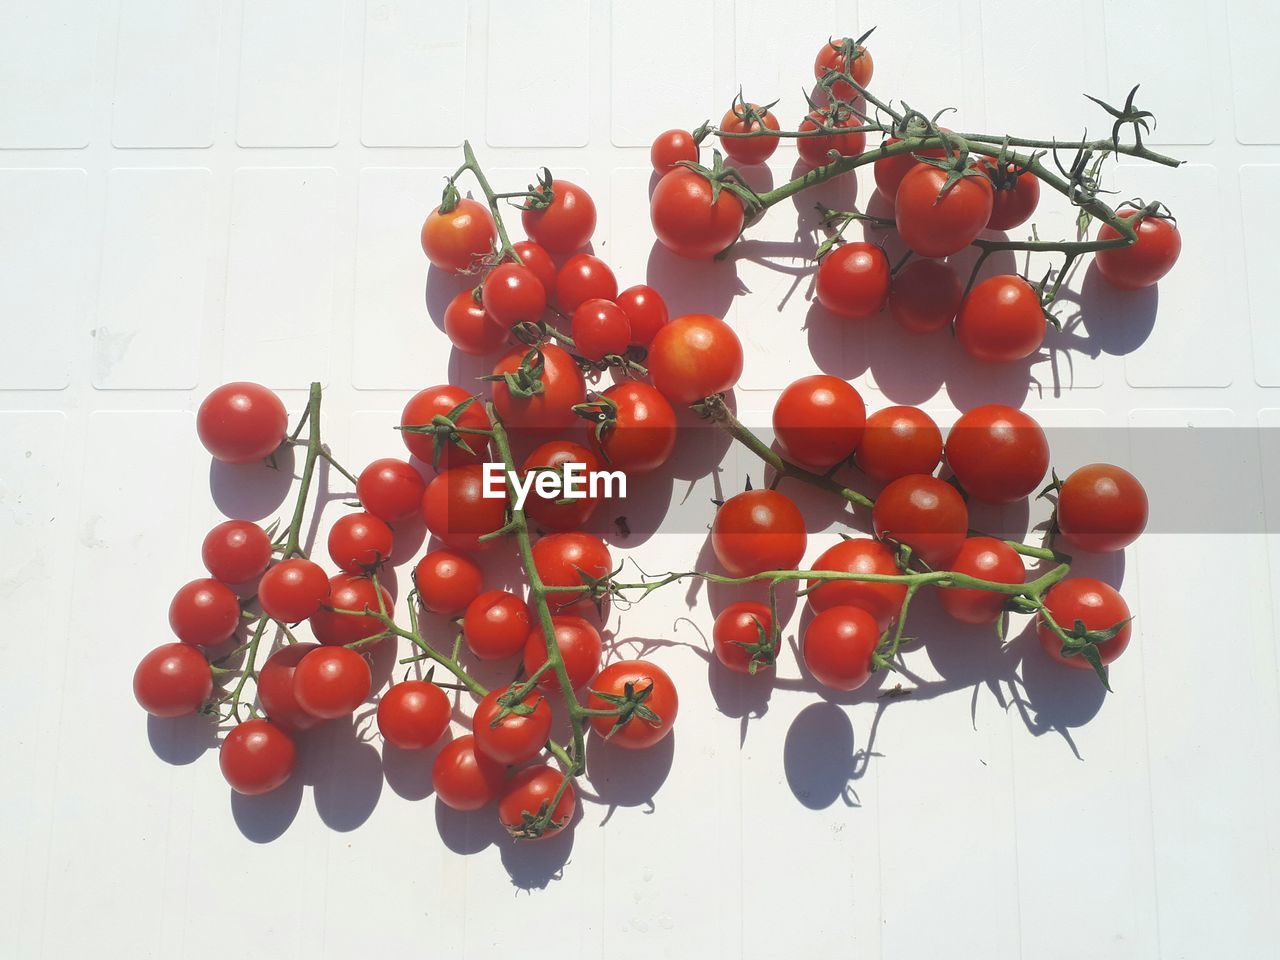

1,2,1278,957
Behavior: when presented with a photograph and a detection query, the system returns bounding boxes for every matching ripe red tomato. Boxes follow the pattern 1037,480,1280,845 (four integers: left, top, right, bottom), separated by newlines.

196,382,287,464
582,381,677,474
650,168,746,260
420,197,496,273
938,537,1026,624
472,686,553,764
415,549,484,617
463,590,532,660
521,440,602,531
292,646,372,719
481,262,546,326
1037,578,1132,669
133,643,213,717
773,375,866,471
615,284,669,346
511,240,557,297
797,109,866,167
982,161,1041,231
201,519,272,585
220,719,296,796
400,385,491,467
816,242,891,319
522,179,596,253
1095,209,1180,289
647,313,743,404
872,474,969,569
806,538,906,629
873,135,946,199
587,660,678,749
256,643,322,733
377,680,451,750
814,39,874,100
532,532,612,612
955,274,1046,363
718,102,780,165
889,259,963,335
570,299,630,361
258,558,330,623
443,288,507,356
490,344,586,430
433,735,507,811
357,458,425,523
1056,463,1149,553
651,129,699,174
421,463,509,552
803,605,880,691
309,573,393,646
555,254,618,312
711,488,807,577
945,404,1049,504
524,615,603,690
855,405,943,484
712,601,777,674
895,165,993,257
499,765,576,840
169,578,240,646
326,512,394,573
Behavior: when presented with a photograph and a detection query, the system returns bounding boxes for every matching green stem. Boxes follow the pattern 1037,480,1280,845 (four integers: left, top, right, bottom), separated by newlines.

282,382,324,559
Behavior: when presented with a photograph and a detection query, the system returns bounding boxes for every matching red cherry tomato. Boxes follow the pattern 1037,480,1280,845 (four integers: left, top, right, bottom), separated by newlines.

982,161,1041,232
511,240,557,297
555,254,618,312
523,615,603,690
1095,209,1181,289
581,381,677,474
377,680,451,750
944,404,1049,504
490,344,586,430
522,179,596,253
421,463,509,552
414,549,483,617
615,284,669,346
718,102,780,166
650,168,746,260
326,512,394,573
201,519,272,585
873,134,946,199
133,643,213,718
711,489,807,577
712,601,778,674
169,578,240,647
400,385,491,467
814,38,874,100
420,197,496,273
472,686,553,764
258,557,330,623
889,259,963,335
356,458,425,523
499,765,576,840
570,298,631,361
805,538,906,630
309,573,393,646
532,532,612,612
651,129,699,174
797,108,866,168
855,406,944,484
895,164,994,258
816,242,891,319
292,646,372,719
1037,578,1132,669
938,537,1026,624
1056,463,1149,553
463,590,532,660
955,274,1046,363
481,262,546,326
443,288,507,356
587,660,678,749
220,719,296,796
256,643,322,733
433,735,507,811
773,375,866,471
196,382,288,464
647,313,743,404
803,605,880,691
872,473,969,569
521,440,602,532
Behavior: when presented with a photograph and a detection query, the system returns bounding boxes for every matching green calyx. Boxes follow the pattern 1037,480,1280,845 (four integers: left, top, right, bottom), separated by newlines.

589,679,663,740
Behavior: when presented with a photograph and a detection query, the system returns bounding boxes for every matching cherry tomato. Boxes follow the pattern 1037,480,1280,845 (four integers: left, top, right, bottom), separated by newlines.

797,108,866,168
945,404,1049,504
855,405,943,484
258,558,330,623
490,344,586,430
803,605,880,691
955,274,1046,363
615,284,669,346
581,381,677,474
532,532,612,612
522,179,596,253
773,375,866,471
256,643,322,733
651,129,699,174
377,680,451,750
1095,209,1181,289
463,590,532,660
711,488,807,577
356,458,425,523
571,298,631,361
220,719,296,796
511,240,557,297
420,197,496,273
816,242,891,319
433,735,507,811
938,537,1025,624
400,385,491,467
327,512,394,573
1056,463,1149,553
309,573,393,646
1037,578,1132,669
133,643,213,718
889,259,963,335
650,168,746,260
472,686,553,764
873,134,946,199
421,463,509,552
415,549,483,617
718,102,780,166
201,519,272,585
555,254,618,312
982,161,1041,232
292,646,372,719
872,474,969,569
647,313,743,404
169,578,240,647
499,765,576,840
806,538,906,630
521,440,602,531
523,615,603,690
895,164,993,258
712,601,777,674
481,262,546,326
196,382,287,464
587,660,678,749
814,38,874,101
443,288,507,356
